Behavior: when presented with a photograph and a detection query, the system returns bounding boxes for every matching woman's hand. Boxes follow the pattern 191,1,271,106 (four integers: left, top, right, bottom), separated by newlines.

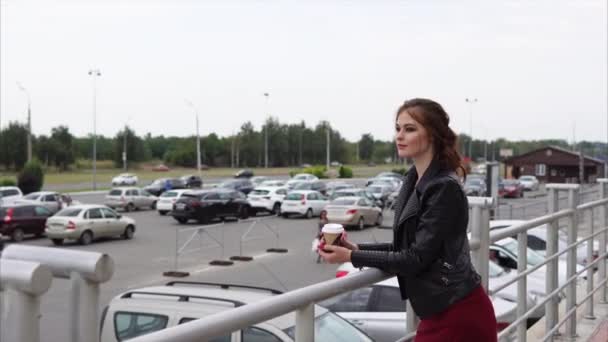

339,234,359,251
318,245,352,264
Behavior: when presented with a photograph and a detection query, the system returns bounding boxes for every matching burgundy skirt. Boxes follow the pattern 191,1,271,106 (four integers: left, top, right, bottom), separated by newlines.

415,285,497,342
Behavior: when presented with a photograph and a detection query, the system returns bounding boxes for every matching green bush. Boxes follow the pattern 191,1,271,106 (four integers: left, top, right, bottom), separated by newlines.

338,166,353,178
302,165,328,179
0,178,17,186
391,167,408,176
17,159,44,194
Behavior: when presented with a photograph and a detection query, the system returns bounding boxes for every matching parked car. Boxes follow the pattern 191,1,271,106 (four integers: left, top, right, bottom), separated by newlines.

365,174,403,188
247,186,288,215
152,164,170,172
100,281,374,342
325,266,517,342
518,175,540,191
144,178,187,196
45,205,136,245
293,180,328,196
367,178,401,192
171,189,252,224
324,197,383,230
329,188,382,209
217,179,255,195
156,189,192,216
250,176,271,187
286,173,319,189
280,190,328,219
111,173,138,186
234,169,254,178
464,177,487,196
365,184,393,204
105,187,158,212
180,175,203,188
15,191,79,214
0,204,53,241
260,179,287,187
326,181,354,196
0,186,23,206
499,179,524,198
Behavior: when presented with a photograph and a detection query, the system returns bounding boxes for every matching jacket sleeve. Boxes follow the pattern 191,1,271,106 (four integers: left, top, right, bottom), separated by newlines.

357,243,393,252
351,179,463,276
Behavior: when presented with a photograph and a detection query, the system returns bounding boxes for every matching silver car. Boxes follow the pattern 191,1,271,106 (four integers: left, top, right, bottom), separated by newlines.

105,187,158,212
45,205,136,245
15,191,76,214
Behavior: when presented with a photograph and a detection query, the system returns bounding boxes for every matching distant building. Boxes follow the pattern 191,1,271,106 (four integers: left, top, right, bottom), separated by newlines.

504,146,605,183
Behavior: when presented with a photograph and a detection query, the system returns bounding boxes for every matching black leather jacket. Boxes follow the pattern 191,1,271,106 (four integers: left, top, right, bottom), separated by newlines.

351,158,480,319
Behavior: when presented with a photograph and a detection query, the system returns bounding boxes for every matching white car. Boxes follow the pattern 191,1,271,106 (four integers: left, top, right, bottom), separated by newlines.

15,191,78,214
327,263,518,342
260,180,287,187
104,187,158,212
518,175,540,191
490,220,597,266
111,173,138,186
45,205,136,245
156,189,192,215
0,186,23,206
247,186,288,215
280,190,328,218
286,173,319,189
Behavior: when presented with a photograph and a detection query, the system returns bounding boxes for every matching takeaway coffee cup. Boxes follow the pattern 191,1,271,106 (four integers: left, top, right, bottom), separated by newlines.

321,223,345,247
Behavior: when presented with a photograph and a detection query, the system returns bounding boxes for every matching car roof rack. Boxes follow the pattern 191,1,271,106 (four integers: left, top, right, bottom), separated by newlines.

120,291,244,307
165,281,283,295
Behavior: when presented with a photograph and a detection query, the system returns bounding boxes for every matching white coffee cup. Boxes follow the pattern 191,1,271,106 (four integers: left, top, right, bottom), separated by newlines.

322,223,345,245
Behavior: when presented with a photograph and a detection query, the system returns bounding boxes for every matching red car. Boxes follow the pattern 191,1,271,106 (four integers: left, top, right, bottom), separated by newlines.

0,204,53,242
499,179,525,198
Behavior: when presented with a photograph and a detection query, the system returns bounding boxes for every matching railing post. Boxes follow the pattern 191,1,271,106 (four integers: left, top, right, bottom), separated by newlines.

584,207,595,319
598,178,608,304
545,185,560,339
566,186,580,338
517,231,528,342
406,300,419,334
295,303,314,342
469,197,492,291
0,259,53,342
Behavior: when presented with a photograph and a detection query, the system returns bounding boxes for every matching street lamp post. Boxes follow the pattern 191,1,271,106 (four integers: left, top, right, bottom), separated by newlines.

16,82,32,162
465,98,478,160
263,93,269,168
326,124,330,169
88,69,101,190
185,100,202,179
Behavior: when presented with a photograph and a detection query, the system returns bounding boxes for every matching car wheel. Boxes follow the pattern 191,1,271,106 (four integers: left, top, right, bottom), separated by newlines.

122,225,135,240
125,203,135,212
150,201,157,210
176,217,188,224
240,206,250,219
305,209,313,219
159,210,168,216
281,213,289,218
375,213,383,226
79,231,93,245
51,238,63,246
272,203,281,215
11,228,25,242
357,217,365,230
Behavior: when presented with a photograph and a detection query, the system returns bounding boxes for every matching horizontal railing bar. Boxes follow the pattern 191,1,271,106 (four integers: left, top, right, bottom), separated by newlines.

489,209,574,244
395,331,416,342
178,223,224,233
130,268,391,342
577,198,608,211
576,277,608,309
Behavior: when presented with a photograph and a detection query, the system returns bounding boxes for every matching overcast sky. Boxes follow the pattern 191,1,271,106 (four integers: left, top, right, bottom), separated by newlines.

1,0,606,143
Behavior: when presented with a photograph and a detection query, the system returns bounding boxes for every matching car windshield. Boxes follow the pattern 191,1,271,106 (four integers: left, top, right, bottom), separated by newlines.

151,179,167,185
488,260,505,277
55,208,83,217
285,193,304,200
219,181,237,188
161,191,178,198
23,193,41,200
331,199,357,206
284,312,373,342
503,180,518,186
109,190,123,196
250,189,270,195
466,179,482,186
367,186,382,193
501,239,545,266
294,183,312,190
294,175,309,180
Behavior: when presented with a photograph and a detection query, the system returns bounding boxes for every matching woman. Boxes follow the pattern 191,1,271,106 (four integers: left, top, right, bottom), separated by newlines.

316,211,329,263
319,98,497,341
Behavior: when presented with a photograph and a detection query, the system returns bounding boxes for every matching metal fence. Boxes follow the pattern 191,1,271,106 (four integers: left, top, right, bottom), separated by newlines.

1,181,607,342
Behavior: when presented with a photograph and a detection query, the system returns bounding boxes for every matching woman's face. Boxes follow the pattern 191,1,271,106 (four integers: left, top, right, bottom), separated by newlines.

395,109,433,159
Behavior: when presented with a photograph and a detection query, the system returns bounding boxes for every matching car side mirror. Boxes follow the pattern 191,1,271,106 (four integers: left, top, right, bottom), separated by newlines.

116,214,122,219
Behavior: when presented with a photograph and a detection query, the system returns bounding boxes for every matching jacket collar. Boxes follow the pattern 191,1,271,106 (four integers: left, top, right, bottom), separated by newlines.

410,156,443,195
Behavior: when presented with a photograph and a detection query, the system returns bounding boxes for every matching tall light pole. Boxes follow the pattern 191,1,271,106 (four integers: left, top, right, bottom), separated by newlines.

122,117,131,171
88,69,101,190
263,92,269,168
185,100,202,179
465,98,478,160
16,82,32,162
326,123,330,169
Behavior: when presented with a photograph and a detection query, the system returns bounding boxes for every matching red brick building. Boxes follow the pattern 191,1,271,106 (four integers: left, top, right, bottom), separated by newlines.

504,146,605,183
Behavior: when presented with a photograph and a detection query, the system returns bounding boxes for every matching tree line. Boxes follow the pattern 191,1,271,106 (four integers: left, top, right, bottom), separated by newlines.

0,118,606,171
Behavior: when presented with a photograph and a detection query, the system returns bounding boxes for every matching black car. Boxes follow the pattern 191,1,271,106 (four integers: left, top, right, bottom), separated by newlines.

144,178,186,196
234,169,254,178
171,189,252,224
181,175,203,188
218,179,254,195
293,180,328,196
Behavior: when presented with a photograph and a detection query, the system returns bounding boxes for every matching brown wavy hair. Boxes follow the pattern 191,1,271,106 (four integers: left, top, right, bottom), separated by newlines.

396,98,466,178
